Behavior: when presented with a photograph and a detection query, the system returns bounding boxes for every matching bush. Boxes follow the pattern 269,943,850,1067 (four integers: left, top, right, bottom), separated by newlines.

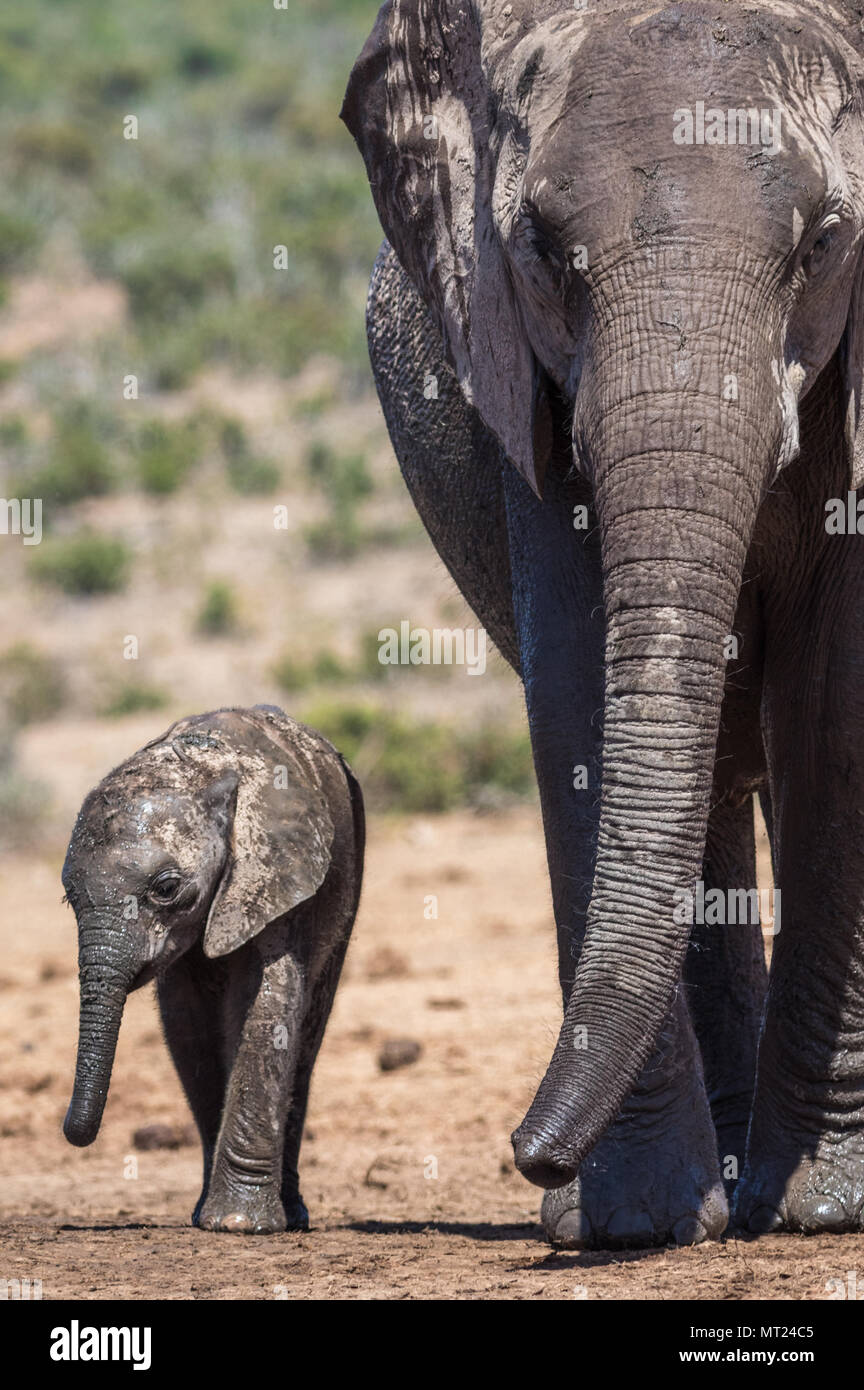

196,581,238,635
272,648,349,693
122,245,236,323
178,40,236,79
101,681,168,718
27,408,115,506
0,643,66,725
0,211,36,274
219,418,280,495
13,121,95,175
31,532,131,595
305,442,372,508
135,419,201,495
0,754,49,849
303,702,533,813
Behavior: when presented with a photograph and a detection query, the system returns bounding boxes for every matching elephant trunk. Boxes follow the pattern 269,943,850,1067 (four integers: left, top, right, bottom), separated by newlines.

64,916,138,1147
513,324,779,1186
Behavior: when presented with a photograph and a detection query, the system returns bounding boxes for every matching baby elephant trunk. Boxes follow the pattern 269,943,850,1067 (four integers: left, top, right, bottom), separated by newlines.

64,918,138,1147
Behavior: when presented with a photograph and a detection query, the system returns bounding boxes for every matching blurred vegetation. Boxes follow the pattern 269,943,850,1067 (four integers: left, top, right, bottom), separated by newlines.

0,642,67,726
101,679,169,718
0,3,535,824
0,738,50,849
30,531,131,594
304,701,534,813
196,579,239,635
0,0,380,386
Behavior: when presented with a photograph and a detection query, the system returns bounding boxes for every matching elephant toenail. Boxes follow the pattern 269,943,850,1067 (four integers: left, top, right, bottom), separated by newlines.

747,1205,782,1233
671,1216,708,1246
606,1207,655,1245
797,1195,847,1233
221,1213,250,1231
553,1209,593,1249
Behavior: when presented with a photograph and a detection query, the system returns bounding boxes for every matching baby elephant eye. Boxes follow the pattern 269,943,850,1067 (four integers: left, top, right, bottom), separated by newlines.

148,871,183,905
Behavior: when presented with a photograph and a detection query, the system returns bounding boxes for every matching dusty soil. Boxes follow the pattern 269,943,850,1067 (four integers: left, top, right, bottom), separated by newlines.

1,806,862,1301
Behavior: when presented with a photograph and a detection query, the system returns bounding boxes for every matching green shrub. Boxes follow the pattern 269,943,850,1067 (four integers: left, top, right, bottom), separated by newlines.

31,532,131,595
13,121,95,175
28,408,115,506
0,211,36,274
302,702,533,813
305,442,372,508
303,514,364,561
102,681,168,718
0,747,49,849
0,415,28,448
135,419,201,495
196,581,238,635
272,648,349,693
219,418,280,495
178,40,236,79
87,60,152,103
0,643,66,725
122,246,236,323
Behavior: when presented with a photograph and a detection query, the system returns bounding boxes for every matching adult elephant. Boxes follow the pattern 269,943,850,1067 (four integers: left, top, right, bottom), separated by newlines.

343,0,864,1247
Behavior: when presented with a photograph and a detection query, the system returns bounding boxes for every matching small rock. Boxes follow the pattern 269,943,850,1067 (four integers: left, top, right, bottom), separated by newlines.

426,997,466,1010
364,946,410,981
378,1038,422,1072
132,1122,196,1151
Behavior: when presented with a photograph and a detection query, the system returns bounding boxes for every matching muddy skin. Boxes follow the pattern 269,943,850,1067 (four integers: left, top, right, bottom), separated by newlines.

62,705,364,1234
344,1,864,1247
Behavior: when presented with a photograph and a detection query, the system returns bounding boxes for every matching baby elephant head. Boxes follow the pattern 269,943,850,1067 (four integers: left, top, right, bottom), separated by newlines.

62,706,335,1147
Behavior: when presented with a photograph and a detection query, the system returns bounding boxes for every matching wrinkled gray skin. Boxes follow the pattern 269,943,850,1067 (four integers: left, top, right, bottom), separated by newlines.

344,0,864,1246
62,705,364,1234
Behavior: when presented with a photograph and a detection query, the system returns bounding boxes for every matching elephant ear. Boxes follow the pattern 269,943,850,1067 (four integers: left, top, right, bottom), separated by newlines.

162,710,335,958
341,0,550,496
843,240,864,491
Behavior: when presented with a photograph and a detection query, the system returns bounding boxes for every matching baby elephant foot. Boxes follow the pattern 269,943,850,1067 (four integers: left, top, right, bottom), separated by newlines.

734,1141,864,1235
282,1194,310,1232
196,1184,288,1235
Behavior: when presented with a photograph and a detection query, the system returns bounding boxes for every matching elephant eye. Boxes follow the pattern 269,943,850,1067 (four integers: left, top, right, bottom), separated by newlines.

148,870,184,905
517,203,563,270
803,220,840,277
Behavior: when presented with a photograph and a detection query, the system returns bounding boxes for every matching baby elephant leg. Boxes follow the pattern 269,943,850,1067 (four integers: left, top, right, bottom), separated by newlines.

197,937,308,1235
156,947,228,1223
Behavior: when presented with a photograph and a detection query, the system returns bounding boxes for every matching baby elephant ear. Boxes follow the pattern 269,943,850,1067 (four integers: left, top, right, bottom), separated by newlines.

203,729,335,959
843,244,864,491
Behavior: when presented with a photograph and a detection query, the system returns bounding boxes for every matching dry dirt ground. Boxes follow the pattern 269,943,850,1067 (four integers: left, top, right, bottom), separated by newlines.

1,804,863,1301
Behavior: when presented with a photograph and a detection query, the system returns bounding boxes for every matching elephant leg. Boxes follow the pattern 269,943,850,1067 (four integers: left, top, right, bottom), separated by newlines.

279,932,352,1229
736,539,864,1234
367,241,519,672
502,462,727,1249
684,794,768,1196
197,937,306,1235
156,945,228,1223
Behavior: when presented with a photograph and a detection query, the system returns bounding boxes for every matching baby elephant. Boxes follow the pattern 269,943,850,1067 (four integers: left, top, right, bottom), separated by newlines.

62,705,364,1233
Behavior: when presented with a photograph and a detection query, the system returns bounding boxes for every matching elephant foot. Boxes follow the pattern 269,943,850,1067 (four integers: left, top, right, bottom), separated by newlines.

733,1143,864,1235
196,1185,290,1235
542,1163,728,1250
540,1067,728,1250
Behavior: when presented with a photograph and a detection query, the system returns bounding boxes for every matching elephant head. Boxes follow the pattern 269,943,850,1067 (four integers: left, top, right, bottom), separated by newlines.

62,706,335,1147
343,1,864,1182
